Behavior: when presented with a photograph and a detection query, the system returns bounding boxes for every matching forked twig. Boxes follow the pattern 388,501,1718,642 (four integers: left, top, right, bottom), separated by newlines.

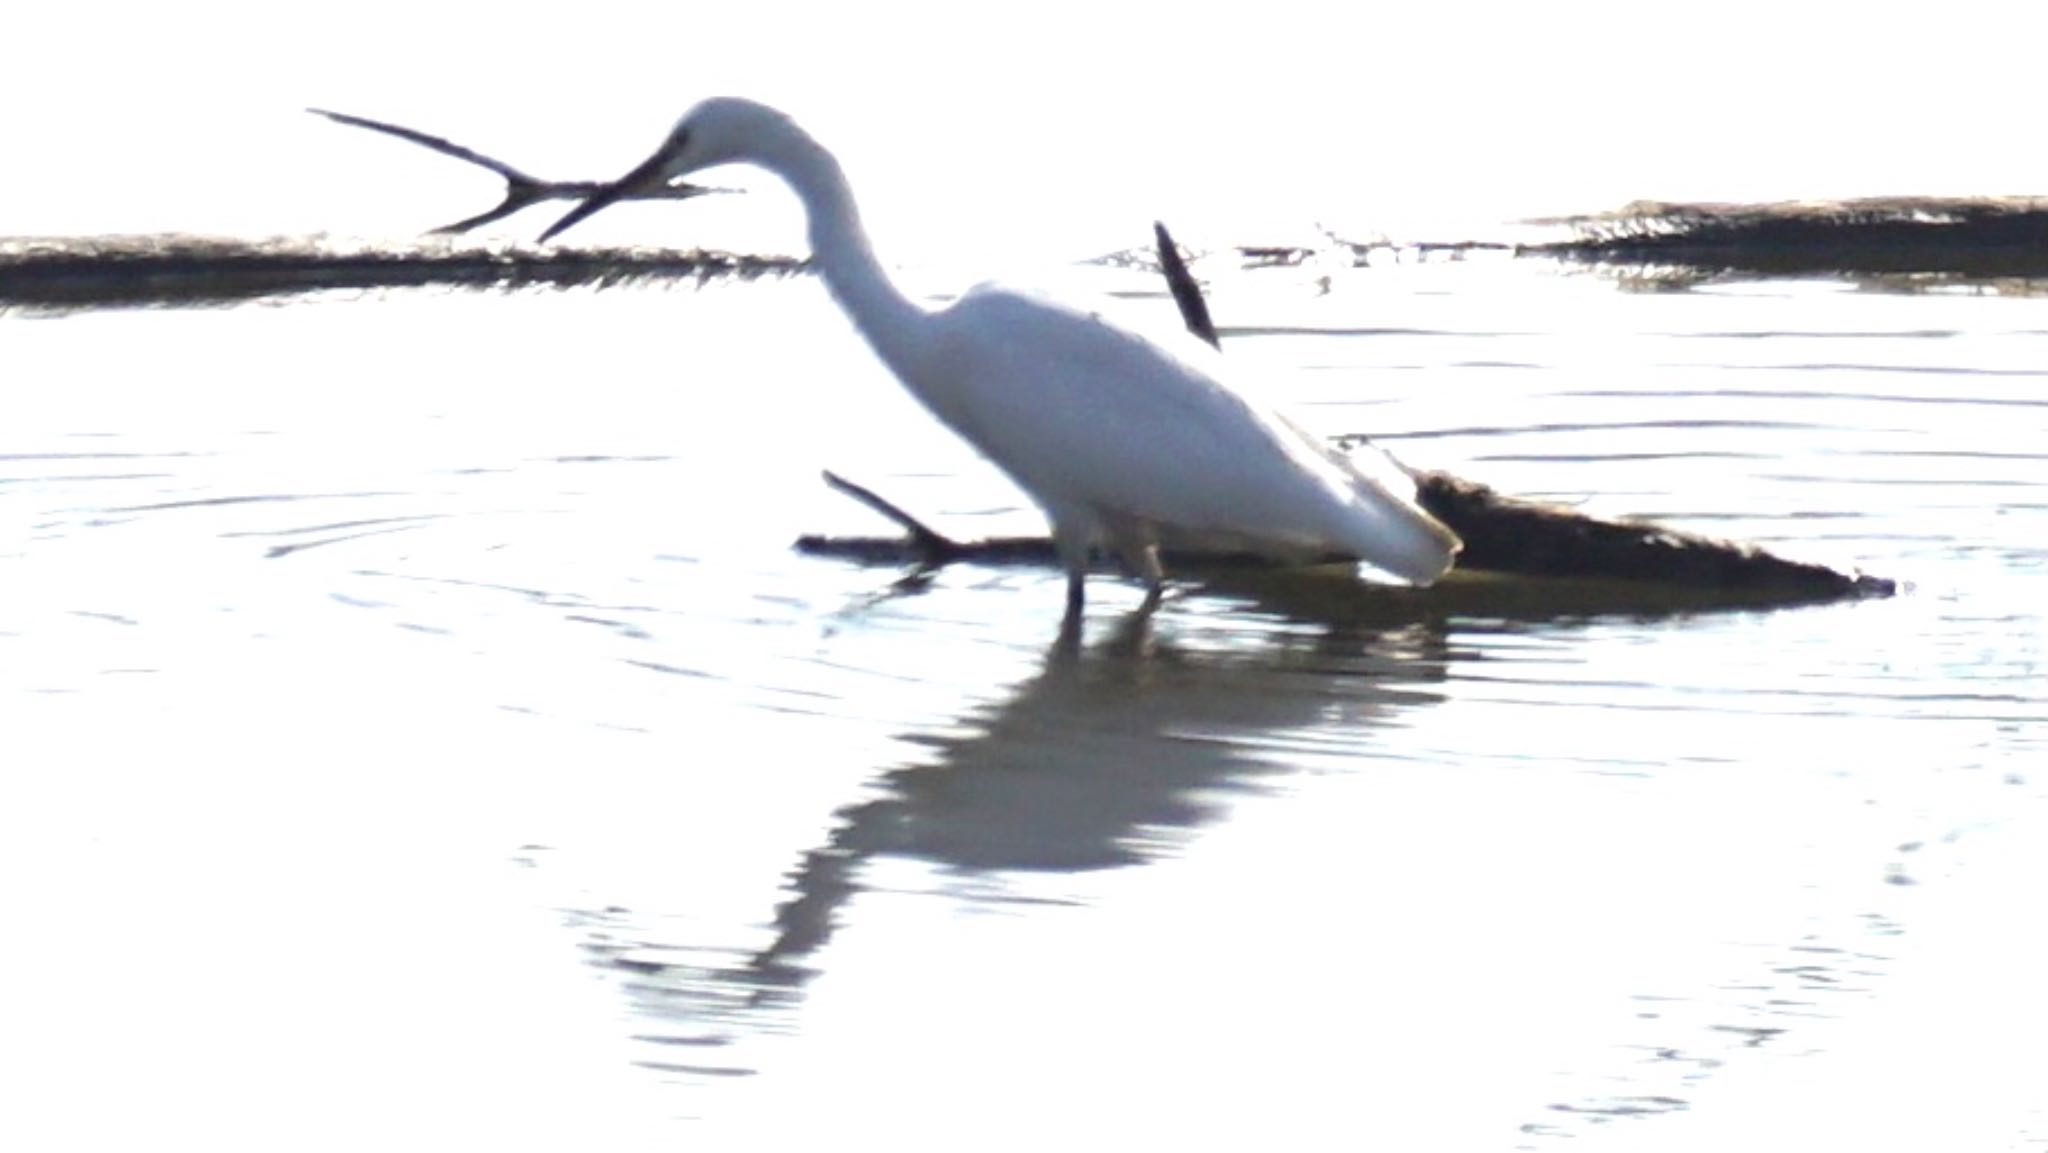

310,108,725,234
821,471,963,560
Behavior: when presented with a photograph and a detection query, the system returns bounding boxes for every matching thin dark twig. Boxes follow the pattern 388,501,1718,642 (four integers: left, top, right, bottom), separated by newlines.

309,108,723,234
821,470,963,559
311,108,541,184
1153,221,1219,349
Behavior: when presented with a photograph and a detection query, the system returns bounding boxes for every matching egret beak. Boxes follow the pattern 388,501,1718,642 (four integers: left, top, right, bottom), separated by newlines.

538,148,672,243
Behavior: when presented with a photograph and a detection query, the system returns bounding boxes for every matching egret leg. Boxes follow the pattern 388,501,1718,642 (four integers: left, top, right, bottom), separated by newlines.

1052,520,1092,620
1105,523,1167,612
1133,543,1167,614
1057,573,1087,653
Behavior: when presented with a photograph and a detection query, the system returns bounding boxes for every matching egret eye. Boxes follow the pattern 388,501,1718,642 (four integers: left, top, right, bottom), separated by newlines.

667,127,691,155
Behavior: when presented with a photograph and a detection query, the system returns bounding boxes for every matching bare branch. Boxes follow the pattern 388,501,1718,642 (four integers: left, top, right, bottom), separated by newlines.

309,108,727,234
821,470,964,560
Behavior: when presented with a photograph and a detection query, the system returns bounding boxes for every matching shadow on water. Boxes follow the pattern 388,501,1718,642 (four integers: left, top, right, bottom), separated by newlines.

575,597,1450,1067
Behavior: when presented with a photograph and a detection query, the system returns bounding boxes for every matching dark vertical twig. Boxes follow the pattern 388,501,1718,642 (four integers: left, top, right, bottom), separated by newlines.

1153,221,1219,349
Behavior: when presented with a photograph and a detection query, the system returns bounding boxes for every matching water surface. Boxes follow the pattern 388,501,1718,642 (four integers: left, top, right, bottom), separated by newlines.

5,261,2044,1149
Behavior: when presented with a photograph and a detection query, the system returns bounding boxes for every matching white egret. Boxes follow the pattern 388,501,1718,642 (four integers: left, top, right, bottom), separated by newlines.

540,98,1461,613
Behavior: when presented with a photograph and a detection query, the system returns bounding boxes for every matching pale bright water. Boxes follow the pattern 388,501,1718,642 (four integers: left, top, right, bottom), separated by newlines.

7,260,2046,1150
6,5,2048,1149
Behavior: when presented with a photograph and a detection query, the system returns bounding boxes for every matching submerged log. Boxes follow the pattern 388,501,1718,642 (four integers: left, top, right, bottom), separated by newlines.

797,469,1893,609
1406,468,1890,597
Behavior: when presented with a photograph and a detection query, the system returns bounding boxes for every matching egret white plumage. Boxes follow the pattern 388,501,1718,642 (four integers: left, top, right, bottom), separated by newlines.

540,98,1461,612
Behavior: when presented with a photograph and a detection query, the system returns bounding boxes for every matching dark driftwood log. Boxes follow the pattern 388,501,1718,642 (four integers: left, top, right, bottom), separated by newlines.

0,234,800,309
799,470,1892,606
1529,196,2048,281
1133,197,2048,292
1405,468,1889,597
799,223,1895,603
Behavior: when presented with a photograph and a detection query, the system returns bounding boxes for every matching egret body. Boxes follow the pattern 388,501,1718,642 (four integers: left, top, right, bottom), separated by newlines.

541,98,1461,612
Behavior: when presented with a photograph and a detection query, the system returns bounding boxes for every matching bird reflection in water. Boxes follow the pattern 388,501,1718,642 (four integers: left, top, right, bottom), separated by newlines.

581,595,1452,1073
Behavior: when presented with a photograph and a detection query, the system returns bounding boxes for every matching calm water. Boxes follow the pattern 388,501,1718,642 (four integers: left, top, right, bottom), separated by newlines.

5,257,2046,1149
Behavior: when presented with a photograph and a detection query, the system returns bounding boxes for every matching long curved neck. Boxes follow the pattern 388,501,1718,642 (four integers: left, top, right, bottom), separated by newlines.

766,132,931,380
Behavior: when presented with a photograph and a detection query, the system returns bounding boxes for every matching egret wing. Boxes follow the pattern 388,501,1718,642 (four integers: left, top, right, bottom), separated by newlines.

925,285,1456,581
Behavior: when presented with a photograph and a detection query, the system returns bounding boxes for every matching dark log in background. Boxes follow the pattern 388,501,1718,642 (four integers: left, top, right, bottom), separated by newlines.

0,234,799,309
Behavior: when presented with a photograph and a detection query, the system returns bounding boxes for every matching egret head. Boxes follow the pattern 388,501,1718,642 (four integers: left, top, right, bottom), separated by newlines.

539,97,795,242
